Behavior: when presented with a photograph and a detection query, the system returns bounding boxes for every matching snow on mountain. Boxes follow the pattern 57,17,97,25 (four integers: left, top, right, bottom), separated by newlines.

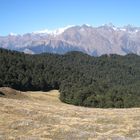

33,25,75,36
9,33,18,36
0,24,140,56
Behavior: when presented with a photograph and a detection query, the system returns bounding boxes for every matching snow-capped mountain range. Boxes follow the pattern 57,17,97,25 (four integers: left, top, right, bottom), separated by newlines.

0,24,140,56
33,25,75,36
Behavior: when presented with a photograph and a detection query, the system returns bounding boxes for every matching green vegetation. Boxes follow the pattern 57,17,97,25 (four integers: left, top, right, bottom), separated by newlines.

0,48,140,108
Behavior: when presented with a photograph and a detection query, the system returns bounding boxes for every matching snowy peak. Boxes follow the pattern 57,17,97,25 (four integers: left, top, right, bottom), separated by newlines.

1,24,140,56
33,25,75,36
98,23,140,33
9,33,18,36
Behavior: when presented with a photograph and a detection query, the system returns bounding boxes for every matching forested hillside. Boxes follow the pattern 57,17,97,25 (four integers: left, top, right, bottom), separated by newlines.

0,48,140,108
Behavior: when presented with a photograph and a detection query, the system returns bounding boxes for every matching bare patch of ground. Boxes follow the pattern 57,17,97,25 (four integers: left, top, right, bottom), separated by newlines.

0,87,140,140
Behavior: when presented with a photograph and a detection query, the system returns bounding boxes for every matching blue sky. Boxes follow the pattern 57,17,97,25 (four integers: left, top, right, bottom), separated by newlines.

0,0,140,35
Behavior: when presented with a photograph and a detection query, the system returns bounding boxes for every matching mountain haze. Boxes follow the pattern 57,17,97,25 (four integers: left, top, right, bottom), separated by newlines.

0,24,140,56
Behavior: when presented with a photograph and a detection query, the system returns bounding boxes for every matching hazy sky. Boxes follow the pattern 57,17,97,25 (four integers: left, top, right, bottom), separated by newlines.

0,0,140,35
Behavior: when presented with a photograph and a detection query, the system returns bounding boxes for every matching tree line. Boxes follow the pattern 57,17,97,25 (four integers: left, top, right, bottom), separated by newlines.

0,48,140,108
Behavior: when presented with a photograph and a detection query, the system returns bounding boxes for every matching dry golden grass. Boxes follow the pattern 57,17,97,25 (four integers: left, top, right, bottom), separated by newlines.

0,87,140,140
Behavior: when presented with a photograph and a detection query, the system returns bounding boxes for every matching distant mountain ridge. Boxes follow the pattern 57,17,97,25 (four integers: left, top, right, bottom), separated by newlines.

0,24,140,56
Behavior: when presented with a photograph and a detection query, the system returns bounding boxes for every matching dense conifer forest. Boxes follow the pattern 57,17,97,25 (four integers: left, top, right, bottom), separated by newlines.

0,48,140,108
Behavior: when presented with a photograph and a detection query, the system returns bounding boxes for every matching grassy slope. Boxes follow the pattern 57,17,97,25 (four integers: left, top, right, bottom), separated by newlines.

0,88,140,140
